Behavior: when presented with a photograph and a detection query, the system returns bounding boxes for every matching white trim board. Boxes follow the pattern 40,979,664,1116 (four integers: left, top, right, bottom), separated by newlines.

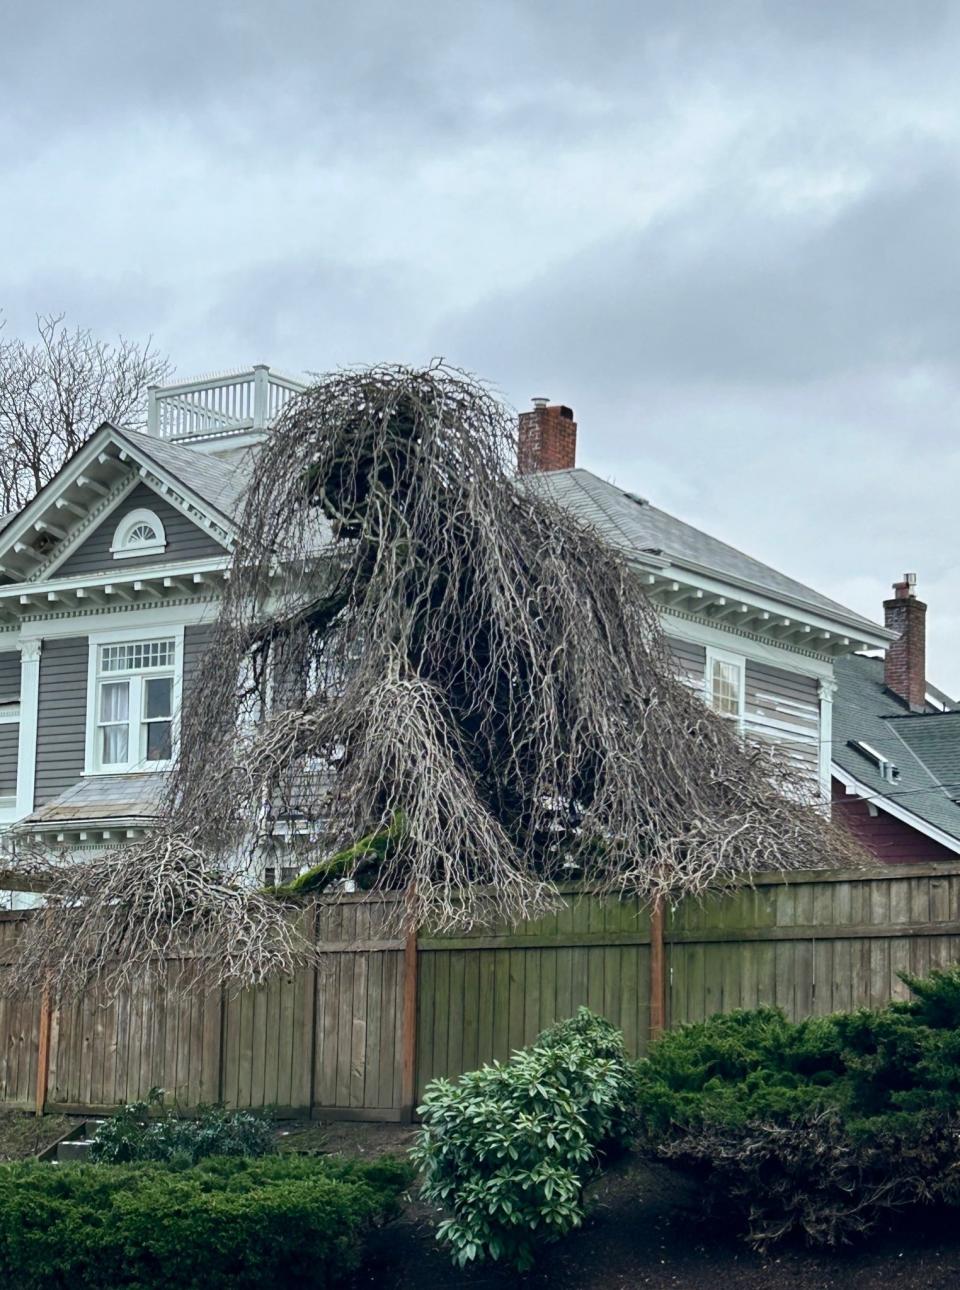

12,598,219,640
663,613,835,681
831,762,960,856
652,554,893,648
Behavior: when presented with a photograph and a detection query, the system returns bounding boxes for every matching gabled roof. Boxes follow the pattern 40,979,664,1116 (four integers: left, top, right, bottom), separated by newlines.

832,653,960,847
118,428,251,520
523,468,889,642
0,421,245,589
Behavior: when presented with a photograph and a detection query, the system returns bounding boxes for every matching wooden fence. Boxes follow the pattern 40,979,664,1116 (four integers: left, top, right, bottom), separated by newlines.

2,862,960,1119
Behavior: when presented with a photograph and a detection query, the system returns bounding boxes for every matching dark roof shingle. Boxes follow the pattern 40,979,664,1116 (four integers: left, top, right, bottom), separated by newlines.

832,653,960,845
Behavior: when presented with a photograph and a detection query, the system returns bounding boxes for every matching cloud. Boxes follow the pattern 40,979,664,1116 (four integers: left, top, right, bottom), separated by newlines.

2,0,960,689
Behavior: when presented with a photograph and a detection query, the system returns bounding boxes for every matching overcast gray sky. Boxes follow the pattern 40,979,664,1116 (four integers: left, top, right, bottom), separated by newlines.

3,1,959,688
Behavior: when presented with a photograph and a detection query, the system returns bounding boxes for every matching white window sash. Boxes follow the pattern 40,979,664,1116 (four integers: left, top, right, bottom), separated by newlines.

704,645,746,729
84,626,185,776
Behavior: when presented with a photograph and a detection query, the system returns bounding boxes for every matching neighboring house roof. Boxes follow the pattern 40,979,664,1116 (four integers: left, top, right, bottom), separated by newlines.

832,653,960,847
523,468,886,639
19,774,165,831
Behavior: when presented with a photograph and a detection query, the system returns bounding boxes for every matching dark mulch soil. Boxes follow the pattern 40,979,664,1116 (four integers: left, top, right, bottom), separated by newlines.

322,1131,960,1290
0,1110,75,1161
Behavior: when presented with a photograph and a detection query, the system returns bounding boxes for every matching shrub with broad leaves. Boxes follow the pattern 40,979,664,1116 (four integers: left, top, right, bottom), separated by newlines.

412,1008,636,1271
89,1089,276,1165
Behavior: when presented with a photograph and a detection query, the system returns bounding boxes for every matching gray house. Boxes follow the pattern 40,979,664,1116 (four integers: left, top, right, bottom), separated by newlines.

0,372,893,905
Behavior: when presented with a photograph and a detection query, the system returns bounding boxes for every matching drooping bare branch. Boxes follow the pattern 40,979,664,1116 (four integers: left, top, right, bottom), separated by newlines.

7,362,863,996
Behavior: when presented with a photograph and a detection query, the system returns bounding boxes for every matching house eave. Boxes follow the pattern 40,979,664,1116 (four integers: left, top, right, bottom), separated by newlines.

0,555,230,622
831,762,960,855
637,558,892,656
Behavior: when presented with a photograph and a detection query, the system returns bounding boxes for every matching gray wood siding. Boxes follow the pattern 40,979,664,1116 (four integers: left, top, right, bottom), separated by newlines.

668,637,706,688
744,659,820,783
34,637,88,806
0,725,18,795
669,636,821,788
56,483,226,578
183,624,214,697
0,651,20,702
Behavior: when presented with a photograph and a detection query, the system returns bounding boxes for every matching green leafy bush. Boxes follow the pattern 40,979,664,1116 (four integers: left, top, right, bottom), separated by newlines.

413,1007,636,1271
0,1152,414,1290
635,966,960,1247
89,1089,275,1164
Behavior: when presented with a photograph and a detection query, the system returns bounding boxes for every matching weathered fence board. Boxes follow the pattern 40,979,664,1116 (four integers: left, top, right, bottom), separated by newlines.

2,864,960,1119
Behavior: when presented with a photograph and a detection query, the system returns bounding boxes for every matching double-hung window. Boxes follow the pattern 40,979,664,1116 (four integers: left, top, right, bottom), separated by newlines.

705,646,745,729
93,637,178,771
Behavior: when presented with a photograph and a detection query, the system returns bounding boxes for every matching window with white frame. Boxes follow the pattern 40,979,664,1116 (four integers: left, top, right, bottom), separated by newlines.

705,647,745,727
93,637,177,771
110,507,167,559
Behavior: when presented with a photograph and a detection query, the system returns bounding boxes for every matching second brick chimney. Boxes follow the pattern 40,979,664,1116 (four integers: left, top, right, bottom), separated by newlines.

884,573,927,711
517,398,577,474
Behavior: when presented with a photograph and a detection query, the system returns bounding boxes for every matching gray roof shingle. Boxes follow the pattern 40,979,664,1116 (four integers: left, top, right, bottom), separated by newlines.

20,774,165,829
522,469,886,635
832,653,960,845
117,428,252,522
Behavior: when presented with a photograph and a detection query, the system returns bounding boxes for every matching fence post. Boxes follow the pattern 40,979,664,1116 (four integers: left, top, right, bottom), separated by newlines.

649,898,666,1042
400,922,419,1122
34,984,51,1116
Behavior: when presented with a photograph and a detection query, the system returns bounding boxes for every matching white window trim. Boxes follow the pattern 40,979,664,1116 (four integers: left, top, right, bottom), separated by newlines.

110,507,167,560
84,624,184,775
705,644,746,728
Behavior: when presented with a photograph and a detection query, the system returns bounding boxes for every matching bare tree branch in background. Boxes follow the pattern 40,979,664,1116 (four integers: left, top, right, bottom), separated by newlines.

0,313,171,511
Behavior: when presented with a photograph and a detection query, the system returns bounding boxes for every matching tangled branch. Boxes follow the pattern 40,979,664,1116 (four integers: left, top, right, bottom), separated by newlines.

8,362,863,995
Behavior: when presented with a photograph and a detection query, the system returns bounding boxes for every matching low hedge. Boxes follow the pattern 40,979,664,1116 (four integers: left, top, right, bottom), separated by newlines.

0,1153,414,1290
634,966,960,1246
413,1007,636,1271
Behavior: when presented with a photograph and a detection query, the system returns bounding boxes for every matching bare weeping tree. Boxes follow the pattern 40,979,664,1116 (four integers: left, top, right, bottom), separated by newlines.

9,363,863,996
0,313,171,510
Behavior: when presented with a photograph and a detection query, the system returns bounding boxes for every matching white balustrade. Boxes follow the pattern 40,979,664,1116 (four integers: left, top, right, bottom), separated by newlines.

146,365,308,441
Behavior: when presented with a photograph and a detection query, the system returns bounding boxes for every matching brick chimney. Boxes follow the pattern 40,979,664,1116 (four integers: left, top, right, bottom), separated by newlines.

517,398,577,474
883,573,927,711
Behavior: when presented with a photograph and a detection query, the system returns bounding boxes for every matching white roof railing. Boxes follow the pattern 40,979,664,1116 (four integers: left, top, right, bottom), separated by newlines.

146,365,309,442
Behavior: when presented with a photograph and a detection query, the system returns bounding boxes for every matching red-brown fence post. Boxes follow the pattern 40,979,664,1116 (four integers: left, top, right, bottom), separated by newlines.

35,984,51,1116
648,898,666,1043
34,904,55,1117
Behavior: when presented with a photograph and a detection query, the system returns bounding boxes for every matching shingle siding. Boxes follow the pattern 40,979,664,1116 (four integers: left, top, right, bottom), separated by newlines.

34,636,88,807
56,482,226,578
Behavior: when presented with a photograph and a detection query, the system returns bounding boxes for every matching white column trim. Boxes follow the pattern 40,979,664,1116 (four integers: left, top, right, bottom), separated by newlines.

818,676,837,809
15,637,42,819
